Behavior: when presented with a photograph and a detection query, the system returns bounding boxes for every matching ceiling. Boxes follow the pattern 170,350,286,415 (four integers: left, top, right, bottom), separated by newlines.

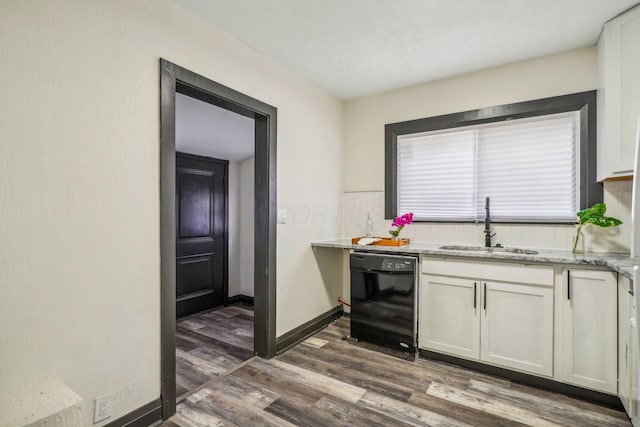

175,92,255,161
172,0,638,99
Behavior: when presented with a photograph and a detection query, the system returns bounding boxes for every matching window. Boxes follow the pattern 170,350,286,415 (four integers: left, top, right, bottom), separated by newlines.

385,91,601,223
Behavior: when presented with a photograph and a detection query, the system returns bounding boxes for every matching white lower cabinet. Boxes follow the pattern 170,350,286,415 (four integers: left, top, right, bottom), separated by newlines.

420,258,621,395
481,281,553,377
619,275,638,422
420,259,554,377
420,275,479,359
560,269,617,394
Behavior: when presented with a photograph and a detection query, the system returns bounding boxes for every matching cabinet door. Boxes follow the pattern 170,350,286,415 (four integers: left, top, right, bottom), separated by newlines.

597,6,640,179
420,274,479,360
630,306,638,425
619,276,632,413
619,8,640,175
622,276,639,424
480,281,554,377
562,270,617,394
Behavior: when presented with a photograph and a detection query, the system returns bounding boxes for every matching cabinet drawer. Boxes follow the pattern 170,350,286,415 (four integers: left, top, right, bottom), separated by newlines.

422,258,553,286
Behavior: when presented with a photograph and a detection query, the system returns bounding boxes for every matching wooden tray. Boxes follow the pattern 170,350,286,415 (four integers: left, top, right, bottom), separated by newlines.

352,237,410,247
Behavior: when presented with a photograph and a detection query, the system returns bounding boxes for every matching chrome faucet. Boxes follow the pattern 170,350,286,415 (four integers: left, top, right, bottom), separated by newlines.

484,197,496,247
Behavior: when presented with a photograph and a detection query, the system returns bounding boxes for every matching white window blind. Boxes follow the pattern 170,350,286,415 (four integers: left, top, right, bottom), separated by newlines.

396,111,579,223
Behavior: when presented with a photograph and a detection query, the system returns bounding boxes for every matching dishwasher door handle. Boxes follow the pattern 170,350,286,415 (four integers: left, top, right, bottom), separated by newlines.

355,269,414,275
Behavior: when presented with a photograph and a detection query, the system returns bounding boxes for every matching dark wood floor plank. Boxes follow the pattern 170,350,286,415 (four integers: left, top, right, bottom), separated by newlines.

187,346,243,371
317,340,468,391
408,390,528,427
279,343,415,401
357,390,471,427
264,358,366,403
426,381,560,426
235,359,364,426
193,389,294,427
307,395,414,427
415,357,512,389
194,324,253,349
178,317,209,331
234,357,366,406
176,383,189,398
509,381,631,420
175,333,200,352
468,379,630,427
177,349,228,376
176,325,254,361
264,398,317,427
177,398,239,426
176,355,214,392
200,311,254,327
234,363,326,406
205,375,279,410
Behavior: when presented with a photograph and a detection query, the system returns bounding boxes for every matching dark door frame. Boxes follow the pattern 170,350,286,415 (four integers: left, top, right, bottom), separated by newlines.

160,59,277,419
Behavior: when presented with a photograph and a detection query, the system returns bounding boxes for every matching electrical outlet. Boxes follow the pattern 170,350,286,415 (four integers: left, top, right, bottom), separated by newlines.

94,394,114,423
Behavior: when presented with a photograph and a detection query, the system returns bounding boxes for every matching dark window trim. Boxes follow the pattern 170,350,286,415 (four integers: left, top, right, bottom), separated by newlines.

384,90,601,222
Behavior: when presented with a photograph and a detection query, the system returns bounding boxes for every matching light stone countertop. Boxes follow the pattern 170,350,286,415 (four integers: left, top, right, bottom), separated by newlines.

311,239,639,280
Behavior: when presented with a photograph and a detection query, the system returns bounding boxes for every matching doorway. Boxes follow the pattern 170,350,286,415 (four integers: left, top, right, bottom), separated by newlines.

160,59,277,419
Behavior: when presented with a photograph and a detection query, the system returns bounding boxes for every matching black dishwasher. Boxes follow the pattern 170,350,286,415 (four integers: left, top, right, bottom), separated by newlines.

350,252,417,355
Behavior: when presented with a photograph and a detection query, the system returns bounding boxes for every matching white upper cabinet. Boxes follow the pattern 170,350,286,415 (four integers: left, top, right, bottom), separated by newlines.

597,5,640,181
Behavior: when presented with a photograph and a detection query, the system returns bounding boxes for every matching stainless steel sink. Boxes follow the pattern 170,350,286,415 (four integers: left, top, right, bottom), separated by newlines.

438,245,538,255
439,245,484,251
499,247,539,255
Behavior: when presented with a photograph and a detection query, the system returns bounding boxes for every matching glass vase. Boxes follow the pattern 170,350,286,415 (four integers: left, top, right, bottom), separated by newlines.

572,226,585,254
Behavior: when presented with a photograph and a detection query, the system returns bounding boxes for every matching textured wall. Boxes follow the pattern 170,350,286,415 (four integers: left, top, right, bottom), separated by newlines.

0,1,343,424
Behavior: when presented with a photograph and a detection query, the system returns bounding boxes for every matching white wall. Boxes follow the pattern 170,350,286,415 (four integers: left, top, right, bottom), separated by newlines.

0,1,343,424
342,47,631,252
239,157,255,297
227,161,241,297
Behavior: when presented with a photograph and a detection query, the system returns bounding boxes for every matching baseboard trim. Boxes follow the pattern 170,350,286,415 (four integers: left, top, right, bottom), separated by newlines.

420,350,623,410
104,398,162,427
227,294,254,306
276,305,343,355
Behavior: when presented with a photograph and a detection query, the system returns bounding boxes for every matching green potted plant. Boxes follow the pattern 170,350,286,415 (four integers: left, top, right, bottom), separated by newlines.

572,203,622,253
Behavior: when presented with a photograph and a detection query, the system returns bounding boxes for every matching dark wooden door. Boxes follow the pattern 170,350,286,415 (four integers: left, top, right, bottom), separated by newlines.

176,152,227,319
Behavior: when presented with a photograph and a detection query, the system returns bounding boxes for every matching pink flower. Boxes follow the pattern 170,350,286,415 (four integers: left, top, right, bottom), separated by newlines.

392,213,414,227
389,213,414,238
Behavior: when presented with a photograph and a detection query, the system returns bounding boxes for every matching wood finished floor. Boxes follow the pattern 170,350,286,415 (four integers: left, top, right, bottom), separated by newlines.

166,317,631,426
176,304,255,399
